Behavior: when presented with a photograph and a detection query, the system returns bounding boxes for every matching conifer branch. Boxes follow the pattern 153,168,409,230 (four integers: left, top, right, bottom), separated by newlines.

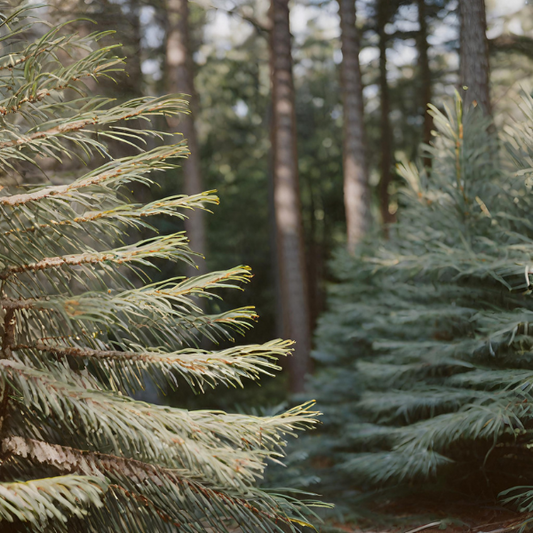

0,475,108,526
0,299,38,312
0,360,318,486
1,192,219,237
0,98,189,171
0,233,193,280
0,46,123,116
2,436,301,531
0,143,188,207
0,10,319,529
14,339,290,391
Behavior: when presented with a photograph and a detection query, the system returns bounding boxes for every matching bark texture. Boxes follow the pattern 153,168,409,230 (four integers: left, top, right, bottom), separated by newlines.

377,0,395,227
165,0,207,273
417,0,433,159
338,0,370,253
269,0,311,393
459,0,491,114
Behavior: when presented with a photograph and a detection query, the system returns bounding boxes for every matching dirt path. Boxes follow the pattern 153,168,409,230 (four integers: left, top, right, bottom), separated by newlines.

325,499,532,533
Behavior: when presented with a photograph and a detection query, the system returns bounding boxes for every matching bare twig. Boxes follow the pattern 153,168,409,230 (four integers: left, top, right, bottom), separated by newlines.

404,522,442,533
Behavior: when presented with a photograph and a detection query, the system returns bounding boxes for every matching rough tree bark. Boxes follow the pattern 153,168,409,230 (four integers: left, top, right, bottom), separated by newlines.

377,0,394,227
165,0,207,274
338,0,370,253
269,0,311,393
459,0,491,114
417,0,433,163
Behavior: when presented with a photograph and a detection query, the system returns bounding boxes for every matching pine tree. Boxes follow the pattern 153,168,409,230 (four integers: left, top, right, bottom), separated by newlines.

338,0,370,253
269,0,311,393
459,0,491,114
309,94,533,513
0,7,319,531
376,0,395,227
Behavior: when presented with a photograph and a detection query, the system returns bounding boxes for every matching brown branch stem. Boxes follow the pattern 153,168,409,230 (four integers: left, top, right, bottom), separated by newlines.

0,252,118,280
0,144,187,207
0,308,16,439
0,118,97,150
0,298,37,311
2,309,15,357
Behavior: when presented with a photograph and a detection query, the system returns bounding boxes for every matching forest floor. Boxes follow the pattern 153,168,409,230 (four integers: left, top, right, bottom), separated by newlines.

326,497,532,533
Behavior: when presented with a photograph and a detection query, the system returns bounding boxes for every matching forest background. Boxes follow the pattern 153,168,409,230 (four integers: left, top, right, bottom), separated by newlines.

37,0,533,408
1,0,532,530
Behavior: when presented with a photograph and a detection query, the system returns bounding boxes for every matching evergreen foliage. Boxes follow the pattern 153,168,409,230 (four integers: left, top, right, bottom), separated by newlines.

0,7,319,531
310,94,533,510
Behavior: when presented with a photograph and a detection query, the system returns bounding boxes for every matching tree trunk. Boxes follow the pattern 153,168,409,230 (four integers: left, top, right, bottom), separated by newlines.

377,0,394,227
305,185,325,331
338,0,370,254
417,0,433,164
459,0,491,114
165,0,207,274
267,103,285,340
269,0,311,393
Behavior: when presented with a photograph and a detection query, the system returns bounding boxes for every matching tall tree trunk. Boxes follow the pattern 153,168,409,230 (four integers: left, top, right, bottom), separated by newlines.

269,0,311,393
417,0,433,164
459,0,491,114
377,0,394,227
165,0,207,274
305,184,325,331
338,0,370,253
267,103,284,340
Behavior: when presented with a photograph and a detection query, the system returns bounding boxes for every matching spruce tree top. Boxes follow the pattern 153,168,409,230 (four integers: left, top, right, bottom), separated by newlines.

0,7,318,531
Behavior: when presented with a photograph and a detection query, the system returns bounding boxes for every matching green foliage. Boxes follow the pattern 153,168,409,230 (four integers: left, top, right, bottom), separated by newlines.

309,94,533,510
0,7,320,531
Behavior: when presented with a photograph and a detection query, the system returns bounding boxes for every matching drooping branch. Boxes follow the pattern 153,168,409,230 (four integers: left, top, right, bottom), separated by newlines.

225,5,270,35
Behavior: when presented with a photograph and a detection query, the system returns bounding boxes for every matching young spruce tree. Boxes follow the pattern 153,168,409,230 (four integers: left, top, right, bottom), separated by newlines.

0,7,318,532
310,95,533,512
